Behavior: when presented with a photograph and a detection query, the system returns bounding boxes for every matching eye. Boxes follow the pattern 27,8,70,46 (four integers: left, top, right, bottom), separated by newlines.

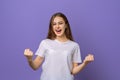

52,23,56,26
58,22,63,25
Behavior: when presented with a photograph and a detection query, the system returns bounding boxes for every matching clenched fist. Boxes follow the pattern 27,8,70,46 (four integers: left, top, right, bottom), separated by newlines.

24,49,33,61
83,54,94,64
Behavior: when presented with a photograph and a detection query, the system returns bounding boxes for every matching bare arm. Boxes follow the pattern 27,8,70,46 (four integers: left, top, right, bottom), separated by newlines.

71,54,94,75
24,49,44,70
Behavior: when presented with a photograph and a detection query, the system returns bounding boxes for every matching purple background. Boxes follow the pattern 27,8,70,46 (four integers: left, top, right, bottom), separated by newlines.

0,0,120,80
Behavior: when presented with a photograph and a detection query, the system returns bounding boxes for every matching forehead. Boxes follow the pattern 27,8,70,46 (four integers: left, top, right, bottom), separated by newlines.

53,16,64,22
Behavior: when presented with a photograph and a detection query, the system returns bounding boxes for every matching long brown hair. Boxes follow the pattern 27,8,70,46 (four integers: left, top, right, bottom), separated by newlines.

47,12,74,41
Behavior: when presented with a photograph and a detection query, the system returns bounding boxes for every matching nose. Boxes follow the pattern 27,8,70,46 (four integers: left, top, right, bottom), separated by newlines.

56,24,60,28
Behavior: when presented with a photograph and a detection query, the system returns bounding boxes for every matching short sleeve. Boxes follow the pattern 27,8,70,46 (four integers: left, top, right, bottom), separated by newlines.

35,40,46,57
72,44,82,63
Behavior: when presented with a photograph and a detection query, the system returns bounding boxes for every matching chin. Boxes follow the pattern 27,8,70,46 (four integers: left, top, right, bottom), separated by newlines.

55,33,64,37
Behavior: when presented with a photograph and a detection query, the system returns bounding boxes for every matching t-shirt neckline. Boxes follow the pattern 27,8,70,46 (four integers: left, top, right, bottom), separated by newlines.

54,39,70,44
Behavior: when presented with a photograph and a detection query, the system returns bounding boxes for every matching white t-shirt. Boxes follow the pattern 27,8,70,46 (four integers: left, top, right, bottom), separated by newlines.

35,39,82,80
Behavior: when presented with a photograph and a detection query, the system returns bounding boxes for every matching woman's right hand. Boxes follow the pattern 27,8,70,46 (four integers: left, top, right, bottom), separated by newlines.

24,49,33,61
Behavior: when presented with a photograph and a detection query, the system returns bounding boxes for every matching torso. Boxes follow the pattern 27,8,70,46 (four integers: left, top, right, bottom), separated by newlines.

37,39,81,80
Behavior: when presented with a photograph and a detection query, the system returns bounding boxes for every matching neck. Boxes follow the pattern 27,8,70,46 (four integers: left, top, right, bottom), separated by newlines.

56,35,68,42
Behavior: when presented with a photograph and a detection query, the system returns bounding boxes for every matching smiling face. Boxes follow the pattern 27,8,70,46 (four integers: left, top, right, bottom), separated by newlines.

52,16,66,37
47,12,74,41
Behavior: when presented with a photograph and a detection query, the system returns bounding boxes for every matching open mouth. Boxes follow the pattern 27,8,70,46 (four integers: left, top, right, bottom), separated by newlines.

55,29,62,34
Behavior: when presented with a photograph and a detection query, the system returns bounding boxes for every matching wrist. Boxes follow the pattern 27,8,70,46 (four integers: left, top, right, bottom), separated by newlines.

83,60,89,65
27,57,32,62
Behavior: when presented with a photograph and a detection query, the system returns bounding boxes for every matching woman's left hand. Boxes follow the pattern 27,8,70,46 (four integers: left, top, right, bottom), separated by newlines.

83,54,94,64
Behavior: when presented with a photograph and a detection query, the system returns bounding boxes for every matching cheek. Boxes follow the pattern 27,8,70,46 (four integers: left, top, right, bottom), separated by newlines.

52,26,55,31
60,25,66,29
62,26,66,31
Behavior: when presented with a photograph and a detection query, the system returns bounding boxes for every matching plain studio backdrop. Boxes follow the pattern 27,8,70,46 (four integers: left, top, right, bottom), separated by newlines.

0,0,120,80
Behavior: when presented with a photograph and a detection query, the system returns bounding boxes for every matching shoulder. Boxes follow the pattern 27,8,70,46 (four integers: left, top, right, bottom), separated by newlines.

69,40,80,47
40,39,53,45
39,39,55,48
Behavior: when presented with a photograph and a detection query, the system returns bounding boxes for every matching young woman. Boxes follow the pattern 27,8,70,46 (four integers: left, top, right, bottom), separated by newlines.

24,12,94,80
